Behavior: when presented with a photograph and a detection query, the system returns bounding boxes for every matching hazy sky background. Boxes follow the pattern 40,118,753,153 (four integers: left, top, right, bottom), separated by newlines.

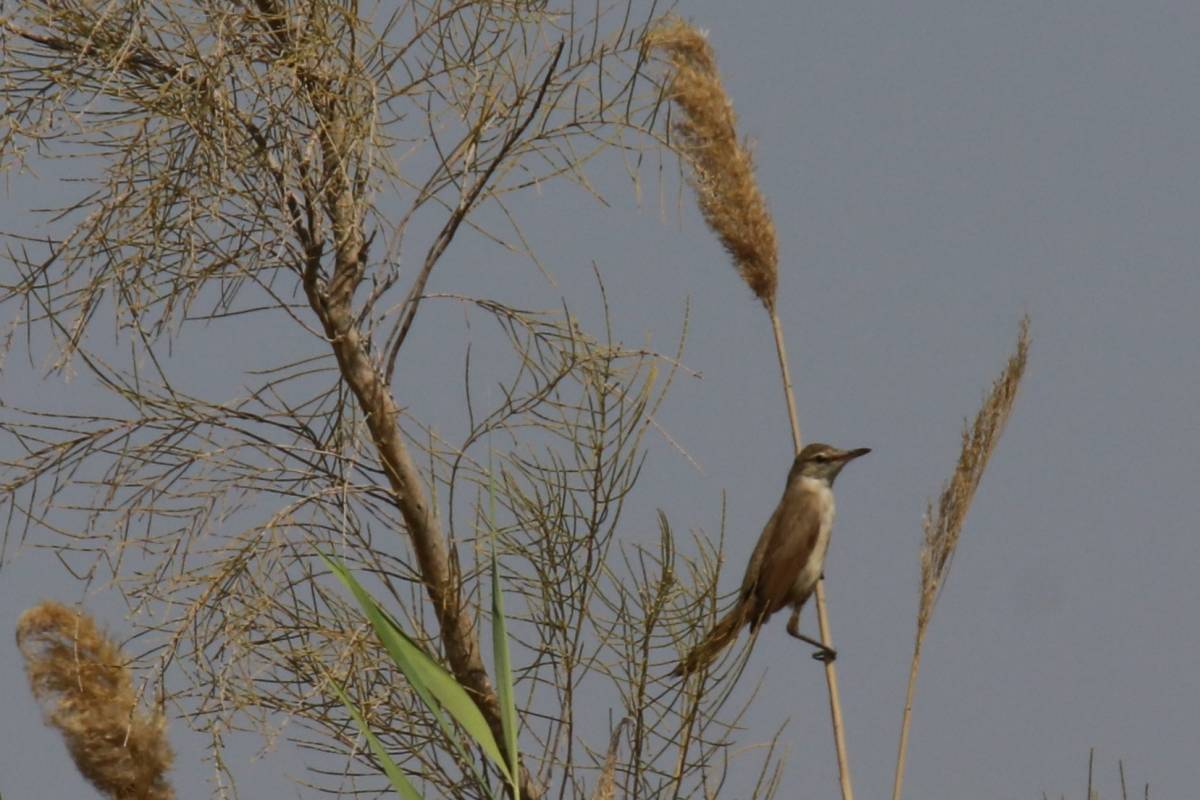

4,2,1200,799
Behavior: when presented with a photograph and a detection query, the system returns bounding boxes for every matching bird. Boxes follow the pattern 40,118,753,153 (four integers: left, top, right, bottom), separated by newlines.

672,442,870,677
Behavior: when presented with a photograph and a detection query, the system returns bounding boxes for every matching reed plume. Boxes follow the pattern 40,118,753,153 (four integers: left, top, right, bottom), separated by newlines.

589,719,629,800
920,315,1030,631
17,601,175,800
648,19,779,309
892,316,1031,800
651,18,853,800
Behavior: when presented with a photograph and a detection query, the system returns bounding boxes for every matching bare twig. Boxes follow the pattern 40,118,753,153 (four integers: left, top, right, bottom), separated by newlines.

384,41,567,384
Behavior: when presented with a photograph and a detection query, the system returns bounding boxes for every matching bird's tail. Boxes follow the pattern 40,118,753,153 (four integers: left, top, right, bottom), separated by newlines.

671,601,752,677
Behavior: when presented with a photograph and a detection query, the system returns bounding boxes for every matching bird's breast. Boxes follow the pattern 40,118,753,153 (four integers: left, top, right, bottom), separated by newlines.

793,477,836,596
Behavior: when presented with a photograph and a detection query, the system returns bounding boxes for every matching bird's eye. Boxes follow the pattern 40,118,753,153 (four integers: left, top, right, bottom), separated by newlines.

813,453,829,462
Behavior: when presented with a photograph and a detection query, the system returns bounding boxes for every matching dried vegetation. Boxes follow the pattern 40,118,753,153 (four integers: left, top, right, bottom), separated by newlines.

1,1,787,797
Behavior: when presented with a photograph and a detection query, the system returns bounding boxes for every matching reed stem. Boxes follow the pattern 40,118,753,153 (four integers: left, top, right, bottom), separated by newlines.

892,633,924,800
770,307,855,800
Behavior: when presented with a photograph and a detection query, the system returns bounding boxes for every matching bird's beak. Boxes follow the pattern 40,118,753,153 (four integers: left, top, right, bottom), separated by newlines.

838,447,871,461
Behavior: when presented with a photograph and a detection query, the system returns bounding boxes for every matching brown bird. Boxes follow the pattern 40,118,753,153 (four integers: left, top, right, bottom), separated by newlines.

673,442,870,676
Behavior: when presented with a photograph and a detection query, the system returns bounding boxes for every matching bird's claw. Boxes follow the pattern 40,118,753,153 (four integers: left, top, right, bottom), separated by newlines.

811,647,837,664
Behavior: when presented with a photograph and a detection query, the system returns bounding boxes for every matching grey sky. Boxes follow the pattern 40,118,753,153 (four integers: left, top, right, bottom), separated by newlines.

4,2,1200,799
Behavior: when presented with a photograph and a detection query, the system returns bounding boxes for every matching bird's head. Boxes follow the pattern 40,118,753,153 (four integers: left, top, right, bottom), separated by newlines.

788,442,871,486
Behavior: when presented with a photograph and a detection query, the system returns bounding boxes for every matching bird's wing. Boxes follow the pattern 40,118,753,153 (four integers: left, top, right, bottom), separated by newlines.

744,486,824,622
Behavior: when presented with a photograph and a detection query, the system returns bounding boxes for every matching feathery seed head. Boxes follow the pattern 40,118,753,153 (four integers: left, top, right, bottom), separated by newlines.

649,19,779,309
918,316,1030,631
17,601,175,800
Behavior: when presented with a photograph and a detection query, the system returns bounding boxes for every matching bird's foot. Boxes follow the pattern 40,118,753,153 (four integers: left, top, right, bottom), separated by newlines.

811,645,838,663
785,622,838,663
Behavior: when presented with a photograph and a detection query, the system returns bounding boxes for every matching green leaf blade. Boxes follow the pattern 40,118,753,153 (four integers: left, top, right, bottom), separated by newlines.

489,467,520,798
321,554,513,785
326,674,425,800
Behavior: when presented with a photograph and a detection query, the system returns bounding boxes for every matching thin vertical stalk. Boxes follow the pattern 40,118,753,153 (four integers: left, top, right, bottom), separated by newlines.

891,634,924,800
770,310,803,454
770,308,855,800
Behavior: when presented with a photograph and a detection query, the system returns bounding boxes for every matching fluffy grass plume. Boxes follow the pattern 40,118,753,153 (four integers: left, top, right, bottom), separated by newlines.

918,315,1031,628
17,601,175,800
893,316,1031,800
589,720,629,800
649,19,779,308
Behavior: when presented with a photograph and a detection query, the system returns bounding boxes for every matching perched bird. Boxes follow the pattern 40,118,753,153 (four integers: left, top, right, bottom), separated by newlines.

673,442,870,676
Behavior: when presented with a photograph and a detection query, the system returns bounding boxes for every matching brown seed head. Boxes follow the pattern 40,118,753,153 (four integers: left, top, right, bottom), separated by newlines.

649,19,779,309
17,601,175,800
918,316,1031,631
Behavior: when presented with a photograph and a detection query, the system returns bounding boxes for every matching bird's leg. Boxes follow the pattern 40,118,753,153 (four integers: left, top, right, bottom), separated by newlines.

786,607,837,663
